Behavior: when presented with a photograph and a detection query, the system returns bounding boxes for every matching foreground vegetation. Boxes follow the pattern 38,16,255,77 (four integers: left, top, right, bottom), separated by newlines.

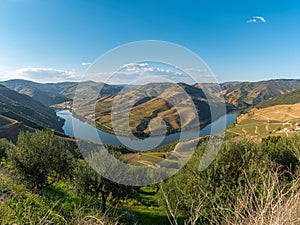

0,131,299,224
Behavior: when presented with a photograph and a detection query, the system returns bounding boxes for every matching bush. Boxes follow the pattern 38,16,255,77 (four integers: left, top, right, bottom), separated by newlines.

159,140,272,224
7,130,74,190
73,160,138,213
263,135,299,174
0,169,121,225
160,136,300,224
0,138,13,159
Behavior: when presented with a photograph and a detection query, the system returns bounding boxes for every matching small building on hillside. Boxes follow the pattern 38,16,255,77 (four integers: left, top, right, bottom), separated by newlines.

284,123,300,132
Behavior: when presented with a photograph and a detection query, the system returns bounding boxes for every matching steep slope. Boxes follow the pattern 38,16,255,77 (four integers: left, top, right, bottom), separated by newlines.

2,79,70,106
221,79,300,109
255,87,300,109
92,82,229,137
0,114,36,143
1,79,124,106
52,81,124,99
226,88,300,139
0,85,64,131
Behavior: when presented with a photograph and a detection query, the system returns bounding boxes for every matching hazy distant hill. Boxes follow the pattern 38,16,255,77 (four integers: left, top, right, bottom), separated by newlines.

1,79,124,106
0,84,64,131
219,79,300,109
2,79,71,106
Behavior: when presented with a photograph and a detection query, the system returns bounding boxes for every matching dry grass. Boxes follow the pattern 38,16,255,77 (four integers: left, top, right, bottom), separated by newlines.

239,103,300,123
161,169,300,225
223,170,300,225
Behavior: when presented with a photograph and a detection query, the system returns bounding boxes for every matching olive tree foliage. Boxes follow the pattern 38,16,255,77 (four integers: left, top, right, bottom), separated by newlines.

262,135,300,173
159,140,272,224
7,130,74,190
160,136,300,224
0,138,13,159
73,160,138,213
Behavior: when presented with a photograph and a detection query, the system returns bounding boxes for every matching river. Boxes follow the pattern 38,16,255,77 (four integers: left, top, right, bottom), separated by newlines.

56,110,237,150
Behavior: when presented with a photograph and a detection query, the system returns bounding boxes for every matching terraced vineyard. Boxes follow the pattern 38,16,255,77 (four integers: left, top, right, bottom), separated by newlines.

227,102,300,139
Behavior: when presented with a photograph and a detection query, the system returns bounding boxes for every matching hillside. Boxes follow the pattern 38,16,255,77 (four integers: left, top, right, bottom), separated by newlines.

93,82,231,137
5,78,300,111
226,88,300,139
0,84,64,132
3,78,300,138
255,87,300,109
2,79,71,106
0,114,36,142
1,79,124,105
220,79,300,109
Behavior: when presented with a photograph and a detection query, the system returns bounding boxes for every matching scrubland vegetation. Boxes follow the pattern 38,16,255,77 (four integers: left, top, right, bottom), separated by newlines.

0,131,299,224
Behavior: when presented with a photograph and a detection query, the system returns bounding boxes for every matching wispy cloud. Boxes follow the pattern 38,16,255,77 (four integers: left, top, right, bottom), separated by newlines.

81,62,92,66
120,63,183,76
15,68,78,82
96,63,215,84
247,16,267,23
0,71,15,81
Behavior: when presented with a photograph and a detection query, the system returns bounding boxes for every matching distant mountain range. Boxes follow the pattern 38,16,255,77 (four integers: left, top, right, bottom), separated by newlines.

93,82,229,136
1,79,124,106
220,79,300,109
3,78,300,109
1,78,300,138
197,79,300,109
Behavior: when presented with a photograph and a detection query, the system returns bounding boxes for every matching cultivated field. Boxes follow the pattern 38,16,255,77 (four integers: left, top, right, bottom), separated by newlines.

227,102,300,138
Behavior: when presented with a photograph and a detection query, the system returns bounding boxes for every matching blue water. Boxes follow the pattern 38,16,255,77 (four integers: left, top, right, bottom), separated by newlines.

57,110,237,150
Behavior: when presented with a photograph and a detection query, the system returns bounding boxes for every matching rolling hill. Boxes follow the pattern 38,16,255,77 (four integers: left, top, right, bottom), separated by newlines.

1,79,71,106
3,78,300,138
0,84,64,132
0,114,36,143
255,87,300,109
226,87,300,139
1,79,124,106
92,82,231,137
219,79,300,109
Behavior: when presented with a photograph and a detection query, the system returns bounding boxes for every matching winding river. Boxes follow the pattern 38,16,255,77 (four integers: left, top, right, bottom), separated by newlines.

56,110,237,149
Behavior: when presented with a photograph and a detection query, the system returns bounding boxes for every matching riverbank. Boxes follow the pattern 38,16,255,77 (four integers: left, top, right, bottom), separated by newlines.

56,109,237,149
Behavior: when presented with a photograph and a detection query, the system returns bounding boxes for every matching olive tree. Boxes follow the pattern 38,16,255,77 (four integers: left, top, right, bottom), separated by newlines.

73,160,137,213
159,140,271,224
7,130,74,190
0,138,13,159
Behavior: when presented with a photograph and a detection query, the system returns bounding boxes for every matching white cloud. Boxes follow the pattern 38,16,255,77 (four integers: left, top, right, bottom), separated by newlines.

81,62,92,66
119,63,184,77
105,63,196,84
247,16,266,23
15,68,78,82
0,71,16,81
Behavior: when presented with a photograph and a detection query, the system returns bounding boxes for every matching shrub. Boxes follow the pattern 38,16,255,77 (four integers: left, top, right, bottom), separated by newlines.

159,140,271,224
73,160,138,213
263,135,299,174
0,138,13,159
7,130,74,190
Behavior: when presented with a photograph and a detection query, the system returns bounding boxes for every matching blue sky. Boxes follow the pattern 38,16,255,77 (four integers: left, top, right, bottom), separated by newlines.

0,0,300,83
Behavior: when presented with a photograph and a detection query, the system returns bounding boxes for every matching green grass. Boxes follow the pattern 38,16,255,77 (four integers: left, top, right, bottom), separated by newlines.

0,163,172,225
256,88,300,109
0,165,120,224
